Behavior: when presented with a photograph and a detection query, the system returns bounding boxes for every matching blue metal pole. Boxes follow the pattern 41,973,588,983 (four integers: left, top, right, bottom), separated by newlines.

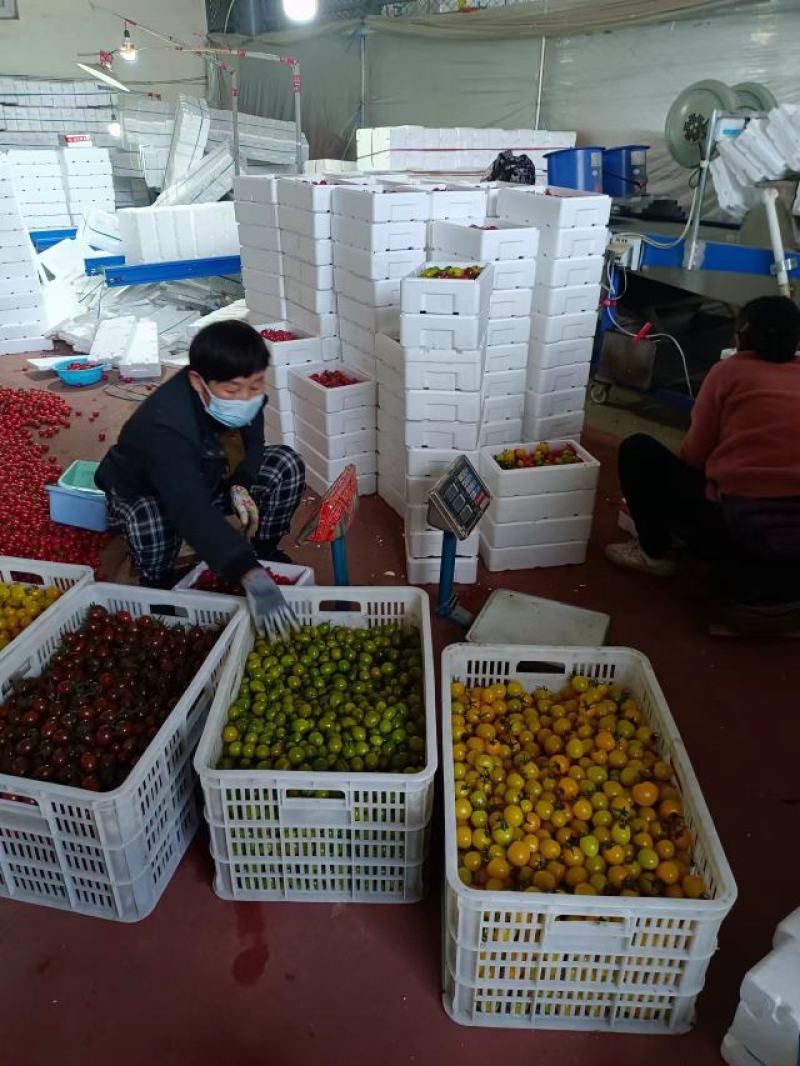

331,537,350,586
438,531,457,614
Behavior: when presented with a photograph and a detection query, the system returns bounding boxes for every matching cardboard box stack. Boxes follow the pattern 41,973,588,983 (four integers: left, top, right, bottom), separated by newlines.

498,186,611,441
0,156,51,355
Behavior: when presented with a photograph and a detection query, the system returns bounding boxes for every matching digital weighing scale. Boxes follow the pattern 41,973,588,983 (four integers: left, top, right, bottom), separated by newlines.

426,455,491,625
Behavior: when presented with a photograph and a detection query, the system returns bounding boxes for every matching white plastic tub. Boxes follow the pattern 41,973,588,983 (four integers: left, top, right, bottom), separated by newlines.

194,587,436,902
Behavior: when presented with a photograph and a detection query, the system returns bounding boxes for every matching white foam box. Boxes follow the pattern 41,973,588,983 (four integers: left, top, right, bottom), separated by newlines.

284,301,338,339
292,392,375,436
526,384,586,418
256,321,322,366
405,419,480,451
400,261,492,317
282,255,333,290
247,292,285,323
294,415,376,461
497,185,611,229
405,474,436,506
486,316,531,347
406,506,479,558
305,462,376,499
539,225,609,259
400,312,485,352
277,177,336,213
333,242,426,281
482,510,592,549
280,231,333,266
264,405,295,434
297,438,377,481
340,316,376,356
479,417,524,447
333,268,401,308
240,245,282,274
430,219,539,262
479,438,599,497
233,175,278,203
289,362,376,412
405,388,481,423
405,543,478,586
523,409,586,440
0,335,53,355
0,291,39,313
489,288,533,319
485,343,528,374
284,278,337,316
234,200,280,228
531,310,597,345
482,368,527,399
277,204,331,240
375,331,483,372
238,223,281,253
529,335,594,370
527,360,591,393
241,267,285,299
536,254,604,288
406,447,479,478
321,336,341,361
338,294,398,335
341,345,377,379
377,476,405,519
488,487,596,525
479,536,588,572
483,393,525,423
333,184,430,223
405,354,483,393
533,282,601,317
428,186,487,221
332,214,427,254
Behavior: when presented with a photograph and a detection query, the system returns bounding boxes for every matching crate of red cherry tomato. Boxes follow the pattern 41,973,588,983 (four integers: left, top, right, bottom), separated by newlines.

173,560,315,594
479,439,600,498
0,583,245,921
289,363,376,414
255,322,322,367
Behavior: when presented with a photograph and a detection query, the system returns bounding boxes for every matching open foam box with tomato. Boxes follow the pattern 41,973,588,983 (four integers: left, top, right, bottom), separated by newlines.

173,561,315,595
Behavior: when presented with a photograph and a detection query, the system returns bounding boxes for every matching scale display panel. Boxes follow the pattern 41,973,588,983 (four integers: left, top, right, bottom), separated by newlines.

426,455,491,541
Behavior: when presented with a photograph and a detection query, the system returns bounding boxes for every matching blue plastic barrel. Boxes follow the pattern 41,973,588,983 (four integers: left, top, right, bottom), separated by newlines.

602,144,649,197
546,147,604,192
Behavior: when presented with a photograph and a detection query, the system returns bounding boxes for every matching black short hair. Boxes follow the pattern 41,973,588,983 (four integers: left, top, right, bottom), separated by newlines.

737,296,800,364
188,320,269,381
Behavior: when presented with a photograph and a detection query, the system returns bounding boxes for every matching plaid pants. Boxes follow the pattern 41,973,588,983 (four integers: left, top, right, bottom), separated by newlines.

108,445,305,581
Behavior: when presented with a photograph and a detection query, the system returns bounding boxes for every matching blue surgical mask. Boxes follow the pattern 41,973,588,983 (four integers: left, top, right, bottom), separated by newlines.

200,379,264,429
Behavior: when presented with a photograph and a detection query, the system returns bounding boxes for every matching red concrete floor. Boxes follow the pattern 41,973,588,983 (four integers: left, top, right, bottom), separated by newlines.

1,354,798,1066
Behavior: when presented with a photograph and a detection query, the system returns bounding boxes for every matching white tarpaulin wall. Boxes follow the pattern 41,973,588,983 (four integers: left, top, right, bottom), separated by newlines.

210,0,799,202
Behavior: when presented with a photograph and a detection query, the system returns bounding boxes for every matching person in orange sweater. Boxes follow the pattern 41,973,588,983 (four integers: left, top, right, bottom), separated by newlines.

606,295,800,598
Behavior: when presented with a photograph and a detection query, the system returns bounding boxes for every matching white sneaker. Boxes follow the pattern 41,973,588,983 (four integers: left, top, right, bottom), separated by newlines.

605,540,678,577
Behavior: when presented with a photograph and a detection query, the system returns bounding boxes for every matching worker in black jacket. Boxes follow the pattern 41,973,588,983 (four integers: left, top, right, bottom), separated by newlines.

96,320,304,635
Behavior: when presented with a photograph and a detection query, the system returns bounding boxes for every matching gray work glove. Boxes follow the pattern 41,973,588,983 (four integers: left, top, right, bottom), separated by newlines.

241,567,299,640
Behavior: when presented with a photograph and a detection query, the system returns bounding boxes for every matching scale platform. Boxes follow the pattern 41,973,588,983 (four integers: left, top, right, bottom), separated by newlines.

466,590,610,646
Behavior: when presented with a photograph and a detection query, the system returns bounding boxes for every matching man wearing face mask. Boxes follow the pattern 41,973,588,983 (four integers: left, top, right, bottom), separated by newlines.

96,321,305,634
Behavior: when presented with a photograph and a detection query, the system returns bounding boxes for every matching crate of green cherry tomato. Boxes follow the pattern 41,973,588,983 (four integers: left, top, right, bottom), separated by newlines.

194,586,436,903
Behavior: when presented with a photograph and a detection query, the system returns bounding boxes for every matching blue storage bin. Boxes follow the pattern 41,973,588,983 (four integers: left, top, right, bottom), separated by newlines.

602,144,649,197
46,460,108,532
546,147,604,192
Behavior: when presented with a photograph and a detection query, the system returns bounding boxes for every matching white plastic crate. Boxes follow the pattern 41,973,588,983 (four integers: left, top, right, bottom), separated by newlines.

334,268,401,308
332,214,427,254
0,584,245,921
289,363,376,412
282,254,333,290
482,368,527,399
292,393,375,436
255,321,322,366
538,226,609,260
533,283,601,317
488,487,596,524
277,204,331,240
284,278,336,316
486,317,531,347
294,415,376,461
193,587,436,902
333,184,430,223
401,262,492,317
332,242,426,281
485,343,528,374
489,288,533,319
406,544,477,586
526,386,586,418
531,310,597,345
479,418,524,447
406,505,479,558
527,360,591,393
497,185,612,229
479,439,599,497
482,510,593,548
529,336,594,370
430,220,539,262
0,556,92,667
173,560,315,591
441,642,737,1030
400,312,486,352
537,255,605,289
524,410,586,440
492,258,537,290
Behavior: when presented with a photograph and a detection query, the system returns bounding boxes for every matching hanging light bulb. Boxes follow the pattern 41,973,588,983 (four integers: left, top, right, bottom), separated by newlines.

119,24,137,62
108,112,122,137
282,0,317,22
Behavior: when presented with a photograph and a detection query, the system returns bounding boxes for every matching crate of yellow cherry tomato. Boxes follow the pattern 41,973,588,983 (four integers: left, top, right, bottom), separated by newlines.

441,644,737,1035
0,556,92,664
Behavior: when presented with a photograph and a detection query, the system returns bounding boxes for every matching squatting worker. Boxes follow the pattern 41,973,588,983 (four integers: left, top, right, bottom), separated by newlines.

96,321,305,632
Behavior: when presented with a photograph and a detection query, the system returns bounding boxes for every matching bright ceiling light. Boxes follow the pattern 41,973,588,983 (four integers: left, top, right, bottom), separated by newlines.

119,25,137,62
282,0,318,22
76,61,131,93
107,112,122,137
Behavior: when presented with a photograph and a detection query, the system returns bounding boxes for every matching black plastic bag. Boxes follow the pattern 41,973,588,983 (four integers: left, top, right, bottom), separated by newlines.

485,150,537,184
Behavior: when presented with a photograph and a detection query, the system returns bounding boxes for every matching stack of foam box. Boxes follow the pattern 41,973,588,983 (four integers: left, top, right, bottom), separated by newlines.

259,327,322,449
60,148,115,224
277,177,340,363
288,363,377,497
233,175,285,324
498,186,611,441
331,183,429,377
430,218,538,450
0,157,50,355
478,438,600,572
5,149,71,230
722,907,800,1066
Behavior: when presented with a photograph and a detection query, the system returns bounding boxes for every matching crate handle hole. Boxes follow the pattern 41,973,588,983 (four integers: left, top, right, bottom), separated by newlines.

515,660,568,676
284,789,346,805
8,571,45,586
551,913,626,929
317,600,363,614
144,603,190,620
